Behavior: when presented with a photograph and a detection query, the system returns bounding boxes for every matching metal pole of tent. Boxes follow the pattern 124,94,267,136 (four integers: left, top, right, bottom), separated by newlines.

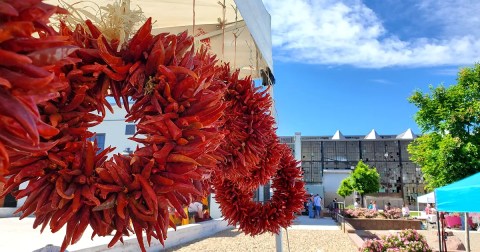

436,210,442,252
435,190,442,252
465,212,470,252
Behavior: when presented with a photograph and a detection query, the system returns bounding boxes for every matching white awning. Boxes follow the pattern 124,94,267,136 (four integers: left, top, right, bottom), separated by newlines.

45,0,273,79
417,192,435,204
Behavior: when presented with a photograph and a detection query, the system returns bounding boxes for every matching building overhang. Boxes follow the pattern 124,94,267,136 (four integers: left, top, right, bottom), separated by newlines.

45,0,273,80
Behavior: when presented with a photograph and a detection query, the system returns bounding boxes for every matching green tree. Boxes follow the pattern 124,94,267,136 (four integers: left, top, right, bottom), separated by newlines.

337,160,380,206
408,64,480,190
337,178,353,199
349,160,380,206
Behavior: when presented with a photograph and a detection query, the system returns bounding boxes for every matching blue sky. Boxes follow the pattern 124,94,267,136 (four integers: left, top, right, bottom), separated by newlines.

262,0,480,137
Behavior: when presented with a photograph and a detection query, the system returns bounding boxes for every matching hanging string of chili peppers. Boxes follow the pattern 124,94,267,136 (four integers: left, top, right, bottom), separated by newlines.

0,1,306,252
213,65,279,183
212,64,306,235
0,0,71,178
214,144,306,235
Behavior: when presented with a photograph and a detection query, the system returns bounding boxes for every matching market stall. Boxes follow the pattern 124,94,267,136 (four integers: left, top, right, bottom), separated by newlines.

435,172,480,252
416,191,435,211
415,191,437,226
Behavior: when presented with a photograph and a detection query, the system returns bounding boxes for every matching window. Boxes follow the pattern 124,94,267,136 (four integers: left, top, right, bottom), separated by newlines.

125,124,135,135
2,190,17,207
88,133,106,153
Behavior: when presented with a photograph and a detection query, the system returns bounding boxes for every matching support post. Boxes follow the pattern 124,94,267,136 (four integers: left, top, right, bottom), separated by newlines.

465,212,470,252
275,229,282,252
436,211,442,252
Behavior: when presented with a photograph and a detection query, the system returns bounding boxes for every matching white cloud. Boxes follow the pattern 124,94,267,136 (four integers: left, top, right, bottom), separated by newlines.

371,79,393,85
263,0,480,68
432,68,463,76
416,0,480,38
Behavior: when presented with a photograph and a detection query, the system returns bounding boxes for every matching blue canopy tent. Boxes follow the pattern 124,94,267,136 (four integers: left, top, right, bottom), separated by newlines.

435,172,480,252
435,172,480,213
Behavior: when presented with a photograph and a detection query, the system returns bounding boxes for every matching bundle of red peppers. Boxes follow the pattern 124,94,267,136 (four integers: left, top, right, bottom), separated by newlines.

0,1,306,251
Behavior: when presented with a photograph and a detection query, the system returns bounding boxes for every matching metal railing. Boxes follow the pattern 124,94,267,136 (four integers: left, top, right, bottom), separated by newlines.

331,202,346,232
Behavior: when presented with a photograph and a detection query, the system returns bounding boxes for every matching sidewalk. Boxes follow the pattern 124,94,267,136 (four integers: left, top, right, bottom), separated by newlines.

0,215,340,251
290,215,340,230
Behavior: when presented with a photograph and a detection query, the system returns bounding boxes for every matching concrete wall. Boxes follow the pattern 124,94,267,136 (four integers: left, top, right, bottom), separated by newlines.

0,217,232,252
80,218,233,252
322,169,352,207
305,184,324,198
346,218,422,230
0,208,17,218
365,194,404,210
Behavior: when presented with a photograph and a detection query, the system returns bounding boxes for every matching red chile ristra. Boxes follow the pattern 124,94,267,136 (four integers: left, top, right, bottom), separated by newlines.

210,64,306,235
214,144,306,235
0,1,306,252
0,0,70,176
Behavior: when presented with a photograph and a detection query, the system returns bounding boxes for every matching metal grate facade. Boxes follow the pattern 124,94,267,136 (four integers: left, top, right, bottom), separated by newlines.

281,134,426,205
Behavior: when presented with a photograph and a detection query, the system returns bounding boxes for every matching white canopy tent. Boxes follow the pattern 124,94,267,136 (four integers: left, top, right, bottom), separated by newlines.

417,192,435,203
45,0,273,80
416,191,435,211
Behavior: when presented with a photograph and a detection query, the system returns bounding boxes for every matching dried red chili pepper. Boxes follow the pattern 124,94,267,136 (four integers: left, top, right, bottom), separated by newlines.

214,144,306,235
211,65,277,183
1,3,307,252
0,0,71,178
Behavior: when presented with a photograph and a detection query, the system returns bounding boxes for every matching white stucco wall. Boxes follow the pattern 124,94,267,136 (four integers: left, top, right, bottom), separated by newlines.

209,194,222,219
322,169,352,206
89,106,138,154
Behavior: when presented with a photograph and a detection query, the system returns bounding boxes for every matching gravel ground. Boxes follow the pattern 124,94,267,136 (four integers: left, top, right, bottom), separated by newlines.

164,228,358,252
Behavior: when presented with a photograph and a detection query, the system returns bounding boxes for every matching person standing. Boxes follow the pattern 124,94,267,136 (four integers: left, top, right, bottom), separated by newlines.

330,198,338,221
367,201,373,210
354,199,360,209
425,203,432,214
384,202,391,211
308,195,315,218
188,201,204,219
328,198,336,212
314,194,322,218
402,203,410,218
